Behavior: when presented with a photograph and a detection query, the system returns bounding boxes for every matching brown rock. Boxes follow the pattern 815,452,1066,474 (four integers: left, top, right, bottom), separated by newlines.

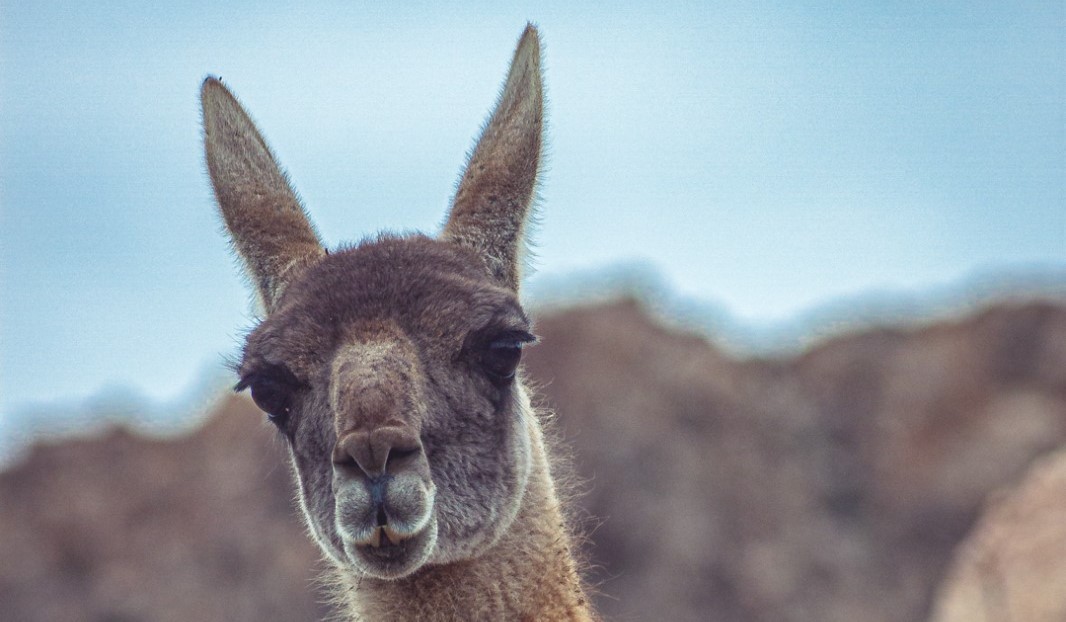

929,447,1066,622
523,298,1066,622
0,395,328,622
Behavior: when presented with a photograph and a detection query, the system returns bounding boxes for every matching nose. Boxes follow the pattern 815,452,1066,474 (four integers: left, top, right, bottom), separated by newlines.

332,425,423,478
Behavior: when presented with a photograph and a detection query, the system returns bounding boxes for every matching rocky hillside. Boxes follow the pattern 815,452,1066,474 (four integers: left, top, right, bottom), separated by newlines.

2,297,1064,621
0,397,328,621
526,298,1066,622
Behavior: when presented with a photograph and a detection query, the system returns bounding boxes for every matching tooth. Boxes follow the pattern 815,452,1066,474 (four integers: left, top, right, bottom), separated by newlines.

368,527,382,548
383,525,406,545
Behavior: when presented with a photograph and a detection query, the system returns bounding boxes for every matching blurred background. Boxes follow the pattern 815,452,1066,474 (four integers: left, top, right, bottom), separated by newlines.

1,2,1064,621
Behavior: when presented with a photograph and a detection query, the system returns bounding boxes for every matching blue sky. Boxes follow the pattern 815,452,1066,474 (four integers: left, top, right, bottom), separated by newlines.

1,2,1063,422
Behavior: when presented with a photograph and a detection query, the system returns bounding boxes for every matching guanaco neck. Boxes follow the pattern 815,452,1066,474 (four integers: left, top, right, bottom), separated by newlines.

339,428,593,622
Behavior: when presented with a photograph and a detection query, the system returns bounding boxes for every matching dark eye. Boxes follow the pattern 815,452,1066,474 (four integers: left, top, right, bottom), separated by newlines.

235,366,303,429
480,332,535,384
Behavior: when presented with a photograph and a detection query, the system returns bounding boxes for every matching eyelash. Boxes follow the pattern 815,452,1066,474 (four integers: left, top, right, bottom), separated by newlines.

236,366,304,430
478,330,535,385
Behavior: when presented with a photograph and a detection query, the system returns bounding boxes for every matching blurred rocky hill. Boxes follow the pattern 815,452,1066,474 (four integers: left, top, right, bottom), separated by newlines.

2,297,1064,621
0,397,328,621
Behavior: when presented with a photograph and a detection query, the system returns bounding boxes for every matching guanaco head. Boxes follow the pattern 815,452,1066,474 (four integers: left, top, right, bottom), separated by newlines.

202,26,543,579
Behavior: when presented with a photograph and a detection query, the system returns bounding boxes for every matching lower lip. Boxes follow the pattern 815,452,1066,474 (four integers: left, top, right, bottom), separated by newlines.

359,539,410,561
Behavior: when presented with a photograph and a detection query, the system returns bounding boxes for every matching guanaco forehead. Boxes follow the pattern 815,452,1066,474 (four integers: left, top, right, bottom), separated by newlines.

238,234,531,381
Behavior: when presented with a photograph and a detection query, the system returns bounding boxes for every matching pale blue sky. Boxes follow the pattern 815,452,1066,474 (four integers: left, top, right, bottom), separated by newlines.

1,2,1064,421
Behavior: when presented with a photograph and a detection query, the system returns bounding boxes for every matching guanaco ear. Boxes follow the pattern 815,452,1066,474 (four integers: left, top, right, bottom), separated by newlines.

442,24,543,292
201,77,325,312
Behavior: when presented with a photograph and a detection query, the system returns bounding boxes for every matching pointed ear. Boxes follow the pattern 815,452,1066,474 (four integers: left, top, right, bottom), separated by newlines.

442,25,543,291
201,77,325,312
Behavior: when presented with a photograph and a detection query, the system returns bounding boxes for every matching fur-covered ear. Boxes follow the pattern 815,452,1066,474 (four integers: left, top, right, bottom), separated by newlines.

201,77,325,312
442,25,543,292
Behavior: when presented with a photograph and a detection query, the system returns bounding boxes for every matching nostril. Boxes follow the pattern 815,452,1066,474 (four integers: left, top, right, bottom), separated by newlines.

332,451,360,471
385,445,421,472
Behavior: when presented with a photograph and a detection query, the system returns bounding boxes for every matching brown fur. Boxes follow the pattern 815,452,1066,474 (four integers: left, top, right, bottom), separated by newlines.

202,25,594,621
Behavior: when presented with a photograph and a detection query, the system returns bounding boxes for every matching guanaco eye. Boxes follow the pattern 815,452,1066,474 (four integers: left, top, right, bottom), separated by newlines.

480,332,535,384
235,366,303,429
